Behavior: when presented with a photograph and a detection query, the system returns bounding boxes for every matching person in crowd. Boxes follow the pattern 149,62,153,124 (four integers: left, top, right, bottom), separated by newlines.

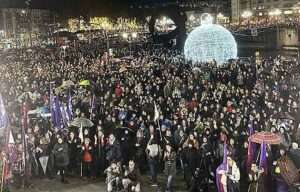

82,137,93,178
68,131,81,176
122,160,142,192
52,137,69,183
105,161,122,192
146,134,160,186
248,163,265,192
93,127,106,177
163,143,176,192
226,156,240,192
106,134,122,164
1,43,300,192
182,140,199,189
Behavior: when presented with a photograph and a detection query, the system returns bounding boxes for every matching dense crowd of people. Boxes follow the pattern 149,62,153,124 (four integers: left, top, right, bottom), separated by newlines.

0,41,300,192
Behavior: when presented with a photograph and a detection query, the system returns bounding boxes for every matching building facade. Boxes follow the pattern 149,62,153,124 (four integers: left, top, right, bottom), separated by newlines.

0,8,53,48
231,0,300,22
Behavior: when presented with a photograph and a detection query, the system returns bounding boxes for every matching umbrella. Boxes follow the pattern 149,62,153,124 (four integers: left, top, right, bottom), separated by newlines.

114,127,135,139
79,80,90,86
60,80,75,89
54,87,64,94
119,67,127,73
249,131,281,145
192,67,201,73
272,112,295,121
288,149,300,169
116,126,135,133
111,58,122,63
70,117,94,128
121,56,134,60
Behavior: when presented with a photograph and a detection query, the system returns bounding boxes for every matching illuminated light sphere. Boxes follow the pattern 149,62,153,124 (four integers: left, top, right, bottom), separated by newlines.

184,13,237,65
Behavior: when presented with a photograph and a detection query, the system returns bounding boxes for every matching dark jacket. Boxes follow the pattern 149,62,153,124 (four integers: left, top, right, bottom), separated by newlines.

106,141,122,163
52,142,69,168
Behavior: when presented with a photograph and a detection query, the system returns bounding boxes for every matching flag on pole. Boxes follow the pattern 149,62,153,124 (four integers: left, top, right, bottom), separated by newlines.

8,131,14,145
79,123,83,142
90,94,95,120
39,156,49,174
66,92,73,122
20,102,29,182
50,84,55,126
259,142,267,174
21,103,29,131
54,97,63,128
216,142,228,192
8,131,17,163
60,104,67,126
0,94,12,191
246,121,255,172
154,103,160,121
50,83,63,128
0,95,9,129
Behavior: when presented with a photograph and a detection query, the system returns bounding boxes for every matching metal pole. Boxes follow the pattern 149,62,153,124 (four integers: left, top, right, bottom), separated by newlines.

0,158,6,192
21,103,28,188
106,30,110,65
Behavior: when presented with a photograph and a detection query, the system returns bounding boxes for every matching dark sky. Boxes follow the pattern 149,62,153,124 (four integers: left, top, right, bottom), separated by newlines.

0,0,133,17
0,0,177,9
0,0,182,17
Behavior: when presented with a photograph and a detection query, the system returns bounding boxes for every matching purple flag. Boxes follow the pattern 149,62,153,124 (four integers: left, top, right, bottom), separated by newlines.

0,94,9,129
66,92,73,122
247,121,255,172
60,105,67,126
259,142,267,174
222,142,227,165
54,96,63,128
216,142,227,192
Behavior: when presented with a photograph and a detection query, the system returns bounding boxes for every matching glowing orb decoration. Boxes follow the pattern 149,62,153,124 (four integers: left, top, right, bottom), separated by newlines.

184,13,237,65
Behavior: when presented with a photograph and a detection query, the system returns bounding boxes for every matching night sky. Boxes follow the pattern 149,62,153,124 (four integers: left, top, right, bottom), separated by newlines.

0,0,176,17
0,0,175,9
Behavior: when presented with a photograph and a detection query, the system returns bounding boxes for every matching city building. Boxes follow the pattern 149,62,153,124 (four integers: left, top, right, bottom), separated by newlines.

0,8,53,48
231,0,300,22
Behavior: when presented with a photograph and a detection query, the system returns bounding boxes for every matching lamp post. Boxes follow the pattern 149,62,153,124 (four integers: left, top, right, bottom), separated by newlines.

122,32,137,56
90,21,111,63
241,10,253,28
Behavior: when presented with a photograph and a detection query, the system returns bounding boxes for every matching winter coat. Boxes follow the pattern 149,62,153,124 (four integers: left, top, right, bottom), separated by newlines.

52,142,69,168
106,141,122,163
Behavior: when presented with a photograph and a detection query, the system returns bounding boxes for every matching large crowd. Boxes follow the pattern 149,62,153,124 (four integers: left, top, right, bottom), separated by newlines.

0,41,300,192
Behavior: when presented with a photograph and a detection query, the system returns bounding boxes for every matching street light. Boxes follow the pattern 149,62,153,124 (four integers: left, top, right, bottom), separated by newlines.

269,9,282,16
122,32,128,39
189,14,195,21
132,32,138,38
241,10,252,27
122,32,137,56
241,10,253,18
273,9,282,16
